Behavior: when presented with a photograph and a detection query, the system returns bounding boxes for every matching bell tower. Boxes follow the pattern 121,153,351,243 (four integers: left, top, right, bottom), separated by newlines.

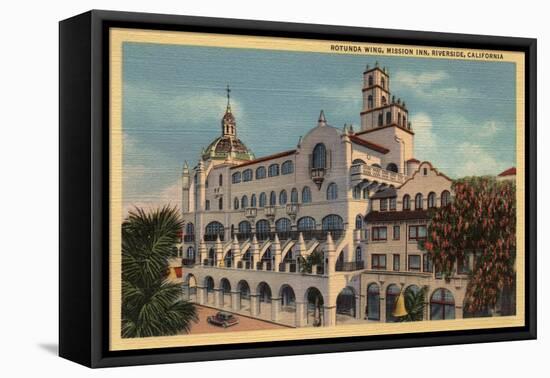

221,84,236,137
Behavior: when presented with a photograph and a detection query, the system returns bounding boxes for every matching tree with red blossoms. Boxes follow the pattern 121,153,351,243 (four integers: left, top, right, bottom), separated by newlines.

419,176,516,316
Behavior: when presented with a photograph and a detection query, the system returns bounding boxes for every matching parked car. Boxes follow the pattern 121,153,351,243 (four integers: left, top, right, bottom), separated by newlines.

207,311,239,328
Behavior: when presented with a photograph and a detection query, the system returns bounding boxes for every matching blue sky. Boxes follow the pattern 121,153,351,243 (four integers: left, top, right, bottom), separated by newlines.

122,42,516,211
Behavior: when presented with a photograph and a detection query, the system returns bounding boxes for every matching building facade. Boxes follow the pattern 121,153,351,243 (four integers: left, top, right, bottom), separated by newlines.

176,63,471,327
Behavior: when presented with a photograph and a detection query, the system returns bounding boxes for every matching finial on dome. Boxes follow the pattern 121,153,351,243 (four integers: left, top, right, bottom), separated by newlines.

318,110,327,127
226,84,232,111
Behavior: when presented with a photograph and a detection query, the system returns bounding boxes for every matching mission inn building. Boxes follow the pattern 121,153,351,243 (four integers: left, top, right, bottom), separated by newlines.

175,63,471,327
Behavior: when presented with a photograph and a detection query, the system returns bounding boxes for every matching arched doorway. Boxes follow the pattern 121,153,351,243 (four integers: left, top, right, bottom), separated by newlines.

204,276,215,304
224,250,234,268
336,287,356,321
305,287,324,327
208,248,216,266
220,278,231,308
430,288,455,320
260,248,273,271
386,284,401,322
237,280,251,311
367,283,380,320
279,284,296,326
257,282,272,316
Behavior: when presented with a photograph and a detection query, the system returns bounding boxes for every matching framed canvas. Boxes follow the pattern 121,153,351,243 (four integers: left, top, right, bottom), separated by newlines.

59,10,537,368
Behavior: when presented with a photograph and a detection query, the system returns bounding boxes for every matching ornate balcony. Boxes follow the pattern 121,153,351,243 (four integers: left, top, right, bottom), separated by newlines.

264,206,276,220
285,203,299,220
350,163,407,186
244,207,257,219
335,261,365,272
310,167,325,189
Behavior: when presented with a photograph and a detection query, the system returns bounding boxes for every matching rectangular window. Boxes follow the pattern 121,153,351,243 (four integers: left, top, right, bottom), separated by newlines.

408,255,421,271
457,255,470,274
393,225,400,240
372,254,387,270
372,226,387,241
423,253,433,272
393,254,400,271
380,198,388,211
205,200,210,211
389,197,396,211
409,225,427,241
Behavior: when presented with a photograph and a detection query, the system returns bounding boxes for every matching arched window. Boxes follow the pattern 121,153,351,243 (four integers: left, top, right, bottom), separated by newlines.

218,197,223,210
259,192,266,207
243,169,253,182
441,190,451,206
312,143,327,169
428,192,436,208
368,75,373,86
378,113,383,126
279,190,287,205
386,163,398,173
355,214,363,230
256,219,270,235
241,195,248,209
352,158,366,165
372,163,382,168
398,112,402,126
205,221,224,238
368,95,374,109
232,172,241,184
355,246,362,262
234,197,239,210
297,216,316,231
269,191,276,206
302,186,312,203
256,166,266,179
219,174,223,186
291,188,298,203
281,160,294,175
185,222,194,235
275,218,291,233
430,289,455,320
322,214,344,231
386,284,401,322
367,284,380,320
238,221,251,234
381,77,385,88
250,194,257,207
268,164,279,177
386,111,392,125
403,194,410,210
381,95,387,105
326,182,338,200
415,193,423,210
403,116,407,127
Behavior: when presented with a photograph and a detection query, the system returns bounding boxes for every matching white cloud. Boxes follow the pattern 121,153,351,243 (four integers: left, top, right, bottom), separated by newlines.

477,120,502,137
123,180,181,217
124,83,244,125
411,112,437,149
393,70,450,87
454,142,506,177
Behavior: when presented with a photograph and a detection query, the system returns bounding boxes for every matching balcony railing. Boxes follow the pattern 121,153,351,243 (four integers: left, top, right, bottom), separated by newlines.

350,163,407,184
183,235,195,242
182,258,195,267
244,207,257,219
264,206,276,218
204,233,224,242
335,261,365,272
286,203,299,218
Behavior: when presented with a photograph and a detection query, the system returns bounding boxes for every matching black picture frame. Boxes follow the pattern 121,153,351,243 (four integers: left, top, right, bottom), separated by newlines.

59,9,537,368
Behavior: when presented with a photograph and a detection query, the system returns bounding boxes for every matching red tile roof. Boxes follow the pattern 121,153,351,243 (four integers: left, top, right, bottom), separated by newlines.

349,135,389,154
230,149,296,169
498,167,516,177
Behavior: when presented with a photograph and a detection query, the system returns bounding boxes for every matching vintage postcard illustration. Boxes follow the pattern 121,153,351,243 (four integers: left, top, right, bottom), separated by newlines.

108,29,525,351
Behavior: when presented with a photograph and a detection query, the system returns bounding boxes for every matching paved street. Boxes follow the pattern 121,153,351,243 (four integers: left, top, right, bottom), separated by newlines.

184,305,291,334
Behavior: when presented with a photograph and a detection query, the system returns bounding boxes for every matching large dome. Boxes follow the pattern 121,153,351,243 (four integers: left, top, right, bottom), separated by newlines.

202,135,254,161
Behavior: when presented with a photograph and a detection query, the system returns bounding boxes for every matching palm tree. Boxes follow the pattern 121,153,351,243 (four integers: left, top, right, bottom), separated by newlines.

121,206,198,338
398,286,426,322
